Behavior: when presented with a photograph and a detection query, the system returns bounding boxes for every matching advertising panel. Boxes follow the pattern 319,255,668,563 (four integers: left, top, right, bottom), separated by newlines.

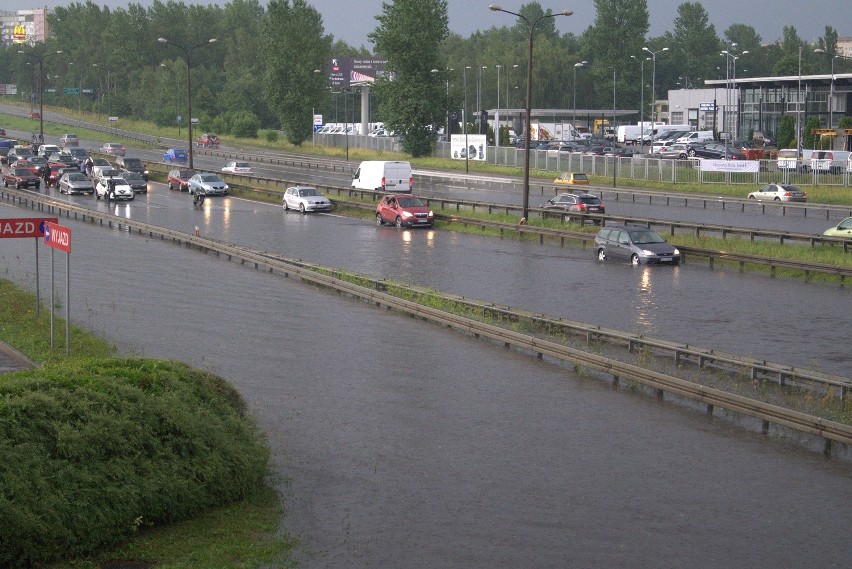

699,160,759,173
328,57,388,89
450,134,487,161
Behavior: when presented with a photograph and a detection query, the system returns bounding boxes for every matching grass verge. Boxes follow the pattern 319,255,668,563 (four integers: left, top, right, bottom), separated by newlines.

0,279,296,568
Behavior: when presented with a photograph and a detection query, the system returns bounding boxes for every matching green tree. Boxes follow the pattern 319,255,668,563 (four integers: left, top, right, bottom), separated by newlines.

667,1,720,90
776,114,795,149
581,0,649,112
802,116,821,149
369,0,449,157
262,0,331,145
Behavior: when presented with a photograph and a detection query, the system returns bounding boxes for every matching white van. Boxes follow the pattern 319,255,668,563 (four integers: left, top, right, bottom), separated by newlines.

809,150,850,174
351,160,412,192
38,144,61,157
676,131,714,144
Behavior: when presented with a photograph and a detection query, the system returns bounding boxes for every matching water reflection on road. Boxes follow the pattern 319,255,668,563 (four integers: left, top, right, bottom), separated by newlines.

1,203,851,568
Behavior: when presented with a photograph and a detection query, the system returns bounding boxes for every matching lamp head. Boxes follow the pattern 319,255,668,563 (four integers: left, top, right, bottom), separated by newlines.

488,4,501,11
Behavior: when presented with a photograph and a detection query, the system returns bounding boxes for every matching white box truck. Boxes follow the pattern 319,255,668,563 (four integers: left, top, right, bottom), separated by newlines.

616,125,644,145
351,160,412,192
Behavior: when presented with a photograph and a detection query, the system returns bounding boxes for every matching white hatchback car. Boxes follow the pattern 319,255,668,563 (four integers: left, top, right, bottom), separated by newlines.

283,186,331,213
95,177,134,201
221,161,253,174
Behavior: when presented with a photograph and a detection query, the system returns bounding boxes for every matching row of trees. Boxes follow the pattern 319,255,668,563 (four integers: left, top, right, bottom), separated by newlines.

0,1,847,156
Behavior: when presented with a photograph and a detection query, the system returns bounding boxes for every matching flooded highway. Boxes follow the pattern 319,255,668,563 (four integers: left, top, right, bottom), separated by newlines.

2,195,852,568
2,200,851,568
24,182,852,376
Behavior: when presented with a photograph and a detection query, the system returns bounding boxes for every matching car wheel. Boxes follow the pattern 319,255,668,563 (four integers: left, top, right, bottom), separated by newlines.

688,149,696,157
774,197,781,201
3,179,7,188
748,195,755,199
376,213,384,226
631,254,640,266
95,192,100,200
597,249,606,262
168,182,174,190
299,203,306,214
283,200,290,211
395,216,403,228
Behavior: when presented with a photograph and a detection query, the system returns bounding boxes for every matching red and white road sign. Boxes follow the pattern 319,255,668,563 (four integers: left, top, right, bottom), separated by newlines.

43,221,71,253
0,217,58,239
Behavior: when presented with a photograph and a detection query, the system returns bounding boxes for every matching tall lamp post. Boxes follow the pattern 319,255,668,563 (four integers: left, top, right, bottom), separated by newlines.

463,65,471,173
642,46,668,124
797,45,802,156
158,37,217,169
431,68,451,141
572,61,586,136
495,64,501,161
17,49,62,142
631,55,649,147
489,4,573,221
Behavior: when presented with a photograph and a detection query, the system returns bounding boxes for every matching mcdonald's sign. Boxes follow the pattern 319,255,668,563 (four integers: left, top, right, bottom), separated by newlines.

12,24,27,43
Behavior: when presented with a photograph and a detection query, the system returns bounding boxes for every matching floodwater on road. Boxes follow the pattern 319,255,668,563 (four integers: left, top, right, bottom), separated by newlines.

1,203,850,568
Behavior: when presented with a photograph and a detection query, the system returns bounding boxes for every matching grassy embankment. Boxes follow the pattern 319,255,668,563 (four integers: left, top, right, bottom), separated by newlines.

0,279,297,568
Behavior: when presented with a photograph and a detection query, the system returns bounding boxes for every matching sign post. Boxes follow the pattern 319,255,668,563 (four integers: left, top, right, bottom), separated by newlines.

43,221,71,355
0,217,57,316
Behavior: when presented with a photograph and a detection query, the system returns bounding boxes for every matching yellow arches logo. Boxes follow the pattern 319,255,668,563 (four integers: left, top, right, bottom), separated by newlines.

12,24,28,43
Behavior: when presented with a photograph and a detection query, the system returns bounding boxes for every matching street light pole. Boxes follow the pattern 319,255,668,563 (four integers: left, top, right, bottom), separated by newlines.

490,4,573,221
17,49,62,142
572,61,586,137
158,37,217,169
463,65,470,173
797,45,802,156
495,63,501,162
631,55,649,147
642,46,668,124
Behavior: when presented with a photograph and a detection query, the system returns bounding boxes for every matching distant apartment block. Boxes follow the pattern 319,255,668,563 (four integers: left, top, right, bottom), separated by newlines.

0,8,49,46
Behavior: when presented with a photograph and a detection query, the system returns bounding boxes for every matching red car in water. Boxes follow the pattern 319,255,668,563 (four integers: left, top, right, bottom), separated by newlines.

375,194,434,228
3,167,41,189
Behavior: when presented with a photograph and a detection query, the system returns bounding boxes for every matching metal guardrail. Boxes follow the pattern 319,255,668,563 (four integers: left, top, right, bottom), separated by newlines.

143,162,852,280
2,185,850,454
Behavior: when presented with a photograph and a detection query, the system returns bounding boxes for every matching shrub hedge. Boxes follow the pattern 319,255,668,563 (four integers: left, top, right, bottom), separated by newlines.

0,358,270,566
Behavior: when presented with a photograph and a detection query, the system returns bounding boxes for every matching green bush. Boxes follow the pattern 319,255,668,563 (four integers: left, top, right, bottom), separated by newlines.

265,129,279,143
0,358,269,566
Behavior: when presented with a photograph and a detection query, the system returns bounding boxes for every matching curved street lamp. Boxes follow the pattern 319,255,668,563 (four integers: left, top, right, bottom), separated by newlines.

17,49,63,142
572,61,587,135
642,46,668,124
158,37,217,169
489,4,573,221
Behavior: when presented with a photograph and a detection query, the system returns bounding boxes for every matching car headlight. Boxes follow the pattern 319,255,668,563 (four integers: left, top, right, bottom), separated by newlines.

428,210,434,217
401,211,413,219
672,248,680,255
642,249,656,256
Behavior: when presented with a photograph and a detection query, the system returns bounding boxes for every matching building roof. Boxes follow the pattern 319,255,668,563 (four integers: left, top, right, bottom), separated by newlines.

705,73,852,88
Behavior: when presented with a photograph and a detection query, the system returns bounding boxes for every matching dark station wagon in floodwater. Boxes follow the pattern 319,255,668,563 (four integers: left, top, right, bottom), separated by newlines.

595,225,680,266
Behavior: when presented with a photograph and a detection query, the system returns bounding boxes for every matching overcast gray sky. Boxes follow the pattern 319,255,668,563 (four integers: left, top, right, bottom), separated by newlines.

7,1,846,48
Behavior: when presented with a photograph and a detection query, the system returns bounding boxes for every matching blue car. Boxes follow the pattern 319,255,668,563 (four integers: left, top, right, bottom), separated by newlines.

163,147,188,163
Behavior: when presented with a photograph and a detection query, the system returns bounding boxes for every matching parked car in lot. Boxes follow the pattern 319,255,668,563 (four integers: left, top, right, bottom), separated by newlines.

100,142,126,156
823,217,852,237
283,186,331,213
541,192,605,223
375,194,434,228
59,133,79,147
689,143,747,160
58,172,94,195
221,161,253,174
163,147,188,163
747,183,807,202
122,172,148,193
95,177,134,200
115,156,149,180
167,168,196,191
196,133,220,148
656,143,690,159
554,172,590,186
188,173,229,196
3,168,41,189
595,225,680,266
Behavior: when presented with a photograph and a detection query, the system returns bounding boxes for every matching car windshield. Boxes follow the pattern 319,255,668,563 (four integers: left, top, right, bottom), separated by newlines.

573,174,588,181
200,174,221,182
578,196,601,205
179,170,195,178
629,230,667,244
298,188,320,197
13,169,30,176
397,197,424,208
781,184,803,193
67,173,87,181
235,162,250,168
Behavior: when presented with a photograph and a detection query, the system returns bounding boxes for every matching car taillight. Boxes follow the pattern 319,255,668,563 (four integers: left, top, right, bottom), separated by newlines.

409,177,413,189
381,176,386,189
577,204,587,211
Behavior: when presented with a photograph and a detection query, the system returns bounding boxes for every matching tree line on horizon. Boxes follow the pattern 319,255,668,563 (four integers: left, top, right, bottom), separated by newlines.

0,0,845,156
